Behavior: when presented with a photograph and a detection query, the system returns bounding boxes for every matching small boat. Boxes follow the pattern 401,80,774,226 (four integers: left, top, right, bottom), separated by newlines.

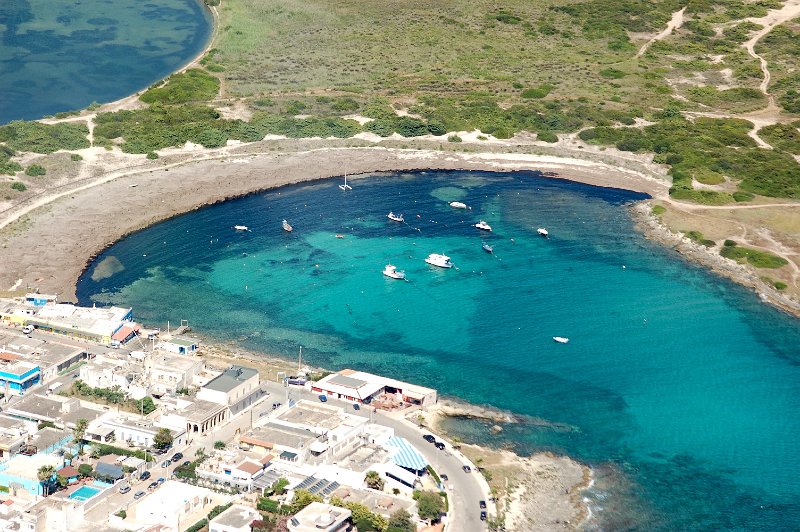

449,201,467,209
538,228,549,237
474,220,492,232
335,234,345,239
553,337,569,344
387,212,404,222
339,174,352,191
282,219,293,232
482,242,493,253
425,253,453,268
234,225,249,231
383,264,406,280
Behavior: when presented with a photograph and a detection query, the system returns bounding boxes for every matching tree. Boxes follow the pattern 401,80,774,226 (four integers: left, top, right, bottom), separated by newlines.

37,465,55,496
414,490,445,522
56,474,68,489
213,440,226,450
78,464,93,478
365,470,385,491
288,489,322,514
153,428,173,450
74,418,88,455
342,502,387,531
271,477,289,496
135,397,156,415
387,508,415,532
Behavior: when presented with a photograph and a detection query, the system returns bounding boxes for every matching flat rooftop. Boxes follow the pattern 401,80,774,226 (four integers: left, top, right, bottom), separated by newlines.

242,423,317,449
150,352,202,371
180,399,227,423
276,402,345,430
330,486,415,518
203,365,258,393
212,504,259,528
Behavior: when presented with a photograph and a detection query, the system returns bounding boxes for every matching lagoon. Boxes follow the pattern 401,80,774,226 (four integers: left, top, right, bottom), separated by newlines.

0,0,212,124
77,170,800,529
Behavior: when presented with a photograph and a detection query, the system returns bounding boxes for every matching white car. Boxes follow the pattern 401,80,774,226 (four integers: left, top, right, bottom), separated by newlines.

22,325,33,334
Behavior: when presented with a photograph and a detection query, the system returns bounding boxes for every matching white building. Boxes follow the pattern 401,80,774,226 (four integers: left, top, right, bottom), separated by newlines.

145,351,205,394
313,369,437,407
128,480,225,530
86,413,187,449
288,502,351,532
209,504,260,532
197,365,260,405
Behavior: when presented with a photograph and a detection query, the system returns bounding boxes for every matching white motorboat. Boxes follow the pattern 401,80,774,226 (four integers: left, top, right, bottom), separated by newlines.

234,225,249,231
383,264,406,280
387,212,404,222
339,174,352,191
449,201,467,209
553,337,569,344
482,242,493,253
282,219,293,232
425,253,453,268
538,228,549,237
474,220,492,231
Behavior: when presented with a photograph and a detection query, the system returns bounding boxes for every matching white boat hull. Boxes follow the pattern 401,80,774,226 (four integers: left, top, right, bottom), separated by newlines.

553,337,569,344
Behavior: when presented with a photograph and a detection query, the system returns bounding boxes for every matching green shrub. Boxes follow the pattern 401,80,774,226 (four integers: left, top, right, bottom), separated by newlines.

774,281,787,290
447,134,462,143
139,69,220,104
146,152,158,159
208,503,233,520
1,161,22,175
600,68,626,79
492,11,522,24
537,131,558,143
0,121,89,153
10,182,26,192
205,64,225,72
720,246,789,268
733,191,755,202
651,205,666,215
257,497,280,512
724,239,737,247
25,164,46,176
185,519,208,532
521,85,553,99
685,230,715,247
70,153,82,161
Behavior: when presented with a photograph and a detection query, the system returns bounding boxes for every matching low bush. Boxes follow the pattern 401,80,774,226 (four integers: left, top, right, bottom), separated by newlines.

537,131,558,143
651,205,666,215
733,191,755,202
720,246,789,268
25,164,46,176
774,281,787,290
521,85,553,99
10,182,26,192
0,121,89,153
70,153,82,161
447,134,462,143
140,69,220,104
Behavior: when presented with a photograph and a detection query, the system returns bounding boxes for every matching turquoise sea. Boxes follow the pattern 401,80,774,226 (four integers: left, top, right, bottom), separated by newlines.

0,0,212,124
77,171,800,530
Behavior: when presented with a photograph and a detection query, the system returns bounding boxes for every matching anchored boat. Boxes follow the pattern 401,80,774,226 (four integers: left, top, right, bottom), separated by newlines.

425,253,453,268
387,212,404,222
234,225,249,231
282,220,293,232
553,336,569,344
449,201,467,209
382,264,406,280
538,228,549,237
474,220,492,232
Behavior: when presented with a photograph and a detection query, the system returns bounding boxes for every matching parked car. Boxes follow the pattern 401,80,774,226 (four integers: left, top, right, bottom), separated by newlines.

423,434,436,443
118,485,131,494
480,511,487,521
157,477,166,485
353,403,360,410
161,460,171,468
479,500,487,509
435,442,445,450
318,394,328,402
21,325,34,335
134,490,146,500
170,452,183,462
148,481,159,490
462,465,471,473
182,461,191,467
440,474,449,482
139,471,151,481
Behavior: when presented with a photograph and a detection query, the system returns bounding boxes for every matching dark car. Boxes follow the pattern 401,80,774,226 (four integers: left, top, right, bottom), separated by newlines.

462,465,471,473
139,471,151,481
148,481,159,490
318,394,328,402
440,474,449,482
134,490,146,500
423,434,436,443
479,500,487,509
170,452,183,462
480,511,487,521
161,460,171,468
435,442,445,450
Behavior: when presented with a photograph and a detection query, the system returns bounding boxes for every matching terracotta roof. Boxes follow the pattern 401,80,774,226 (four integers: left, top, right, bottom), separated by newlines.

260,453,274,465
0,352,21,362
339,369,357,376
58,465,80,477
236,460,262,476
112,326,136,342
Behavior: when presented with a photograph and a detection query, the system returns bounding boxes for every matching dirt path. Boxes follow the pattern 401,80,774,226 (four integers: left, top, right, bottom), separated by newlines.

637,7,687,57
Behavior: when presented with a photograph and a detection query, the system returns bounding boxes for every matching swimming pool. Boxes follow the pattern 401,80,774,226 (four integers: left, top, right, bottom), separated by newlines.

68,486,101,501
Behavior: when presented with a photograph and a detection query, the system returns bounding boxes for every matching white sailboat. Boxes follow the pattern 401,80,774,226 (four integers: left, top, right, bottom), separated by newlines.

339,174,352,191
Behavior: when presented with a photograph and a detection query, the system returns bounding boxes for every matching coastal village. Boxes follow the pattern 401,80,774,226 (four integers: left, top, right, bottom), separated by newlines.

0,293,499,532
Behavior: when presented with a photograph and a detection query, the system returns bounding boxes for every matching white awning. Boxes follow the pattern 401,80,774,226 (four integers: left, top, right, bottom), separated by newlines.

309,440,329,453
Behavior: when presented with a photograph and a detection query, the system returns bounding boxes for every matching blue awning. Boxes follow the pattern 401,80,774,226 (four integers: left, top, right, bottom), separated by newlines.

385,437,429,473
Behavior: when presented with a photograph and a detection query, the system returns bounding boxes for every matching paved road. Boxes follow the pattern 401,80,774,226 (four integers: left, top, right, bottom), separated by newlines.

259,379,490,531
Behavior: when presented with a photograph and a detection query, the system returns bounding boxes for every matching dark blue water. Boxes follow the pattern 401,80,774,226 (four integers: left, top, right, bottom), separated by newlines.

0,0,212,124
77,171,800,530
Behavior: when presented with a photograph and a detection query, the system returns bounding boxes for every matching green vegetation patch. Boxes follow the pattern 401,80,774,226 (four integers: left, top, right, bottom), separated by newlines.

686,87,767,113
651,204,666,215
521,85,553,99
0,121,89,153
10,182,26,192
720,244,789,268
685,230,715,247
759,122,800,155
25,164,46,176
140,69,220,105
